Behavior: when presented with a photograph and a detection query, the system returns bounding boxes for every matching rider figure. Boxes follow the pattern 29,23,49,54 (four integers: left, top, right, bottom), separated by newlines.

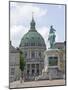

48,25,56,48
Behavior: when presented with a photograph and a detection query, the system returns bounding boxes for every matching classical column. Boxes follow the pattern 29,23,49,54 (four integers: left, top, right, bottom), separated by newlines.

58,55,60,70
36,51,38,58
30,64,32,76
28,50,29,59
36,50,38,59
35,51,37,58
39,64,41,75
35,64,36,76
29,49,31,59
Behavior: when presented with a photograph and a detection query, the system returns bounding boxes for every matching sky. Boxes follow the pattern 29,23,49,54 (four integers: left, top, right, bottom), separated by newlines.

10,2,65,48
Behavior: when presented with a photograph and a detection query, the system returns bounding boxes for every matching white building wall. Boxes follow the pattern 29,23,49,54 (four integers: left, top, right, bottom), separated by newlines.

9,52,20,82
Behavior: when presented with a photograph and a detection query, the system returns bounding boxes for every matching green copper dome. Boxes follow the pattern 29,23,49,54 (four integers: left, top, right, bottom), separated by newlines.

20,17,46,47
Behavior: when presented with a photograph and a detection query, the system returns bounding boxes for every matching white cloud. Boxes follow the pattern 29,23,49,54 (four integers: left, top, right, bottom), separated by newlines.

10,24,62,48
55,32,60,42
10,2,65,48
10,2,48,48
10,2,47,26
10,25,28,47
37,27,50,49
10,25,50,48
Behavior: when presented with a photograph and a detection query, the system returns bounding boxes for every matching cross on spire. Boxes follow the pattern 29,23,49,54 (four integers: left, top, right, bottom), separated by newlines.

32,11,34,19
29,11,36,31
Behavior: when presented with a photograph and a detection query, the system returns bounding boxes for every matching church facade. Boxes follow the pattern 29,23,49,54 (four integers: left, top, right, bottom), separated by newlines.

19,16,46,80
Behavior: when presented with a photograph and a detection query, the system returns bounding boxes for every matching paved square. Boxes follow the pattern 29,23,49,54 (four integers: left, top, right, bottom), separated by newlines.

10,79,65,88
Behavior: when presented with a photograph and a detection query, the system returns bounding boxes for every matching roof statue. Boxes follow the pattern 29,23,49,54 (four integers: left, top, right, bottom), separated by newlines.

48,25,56,48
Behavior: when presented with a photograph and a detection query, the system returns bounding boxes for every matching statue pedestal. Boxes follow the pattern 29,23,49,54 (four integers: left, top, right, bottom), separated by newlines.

34,48,64,80
43,48,64,79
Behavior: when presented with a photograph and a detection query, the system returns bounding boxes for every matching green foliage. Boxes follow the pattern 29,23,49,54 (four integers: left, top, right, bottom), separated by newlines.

20,51,25,71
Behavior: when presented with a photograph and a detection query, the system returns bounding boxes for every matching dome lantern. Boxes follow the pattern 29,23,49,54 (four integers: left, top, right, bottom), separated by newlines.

30,13,36,31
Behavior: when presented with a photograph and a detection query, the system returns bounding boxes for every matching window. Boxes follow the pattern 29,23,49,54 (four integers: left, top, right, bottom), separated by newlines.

32,69,35,75
49,57,52,59
38,42,41,46
31,43,35,46
32,37,34,39
25,43,28,46
37,69,39,75
11,68,15,75
27,70,29,75
31,51,35,58
32,64,35,68
54,57,58,59
24,52,27,58
36,64,39,69
27,64,30,68
48,56,58,66
39,52,41,57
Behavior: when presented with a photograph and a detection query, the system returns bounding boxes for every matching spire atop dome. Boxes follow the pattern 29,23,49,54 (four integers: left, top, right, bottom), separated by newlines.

32,11,34,20
30,12,36,31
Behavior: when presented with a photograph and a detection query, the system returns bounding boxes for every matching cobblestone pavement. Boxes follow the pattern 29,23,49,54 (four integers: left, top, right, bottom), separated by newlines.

10,79,65,88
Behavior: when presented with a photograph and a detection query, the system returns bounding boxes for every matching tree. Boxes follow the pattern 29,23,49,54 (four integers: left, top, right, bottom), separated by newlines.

19,51,25,83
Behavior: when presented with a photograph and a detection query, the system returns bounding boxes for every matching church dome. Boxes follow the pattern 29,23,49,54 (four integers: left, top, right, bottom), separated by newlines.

20,17,46,47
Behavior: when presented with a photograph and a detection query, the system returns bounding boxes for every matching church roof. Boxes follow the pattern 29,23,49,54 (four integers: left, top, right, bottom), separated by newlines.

20,16,46,47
